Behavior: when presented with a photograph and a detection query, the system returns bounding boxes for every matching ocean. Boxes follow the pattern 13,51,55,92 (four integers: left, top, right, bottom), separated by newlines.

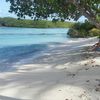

0,27,69,72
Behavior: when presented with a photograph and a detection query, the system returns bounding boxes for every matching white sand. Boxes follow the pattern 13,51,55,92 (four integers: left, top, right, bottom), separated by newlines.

0,37,100,100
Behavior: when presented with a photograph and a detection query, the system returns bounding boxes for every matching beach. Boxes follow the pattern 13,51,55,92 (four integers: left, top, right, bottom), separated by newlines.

0,37,100,100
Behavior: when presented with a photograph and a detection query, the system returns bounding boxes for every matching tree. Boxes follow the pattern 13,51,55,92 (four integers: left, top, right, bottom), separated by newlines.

6,0,100,28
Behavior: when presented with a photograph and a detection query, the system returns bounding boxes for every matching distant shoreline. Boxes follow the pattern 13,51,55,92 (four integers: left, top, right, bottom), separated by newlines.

0,17,75,28
0,25,71,29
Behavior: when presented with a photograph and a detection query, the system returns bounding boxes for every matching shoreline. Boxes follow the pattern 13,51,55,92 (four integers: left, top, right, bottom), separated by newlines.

0,37,100,100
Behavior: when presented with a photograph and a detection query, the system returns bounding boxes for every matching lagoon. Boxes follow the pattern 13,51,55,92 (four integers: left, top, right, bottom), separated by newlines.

0,27,69,72
0,27,69,46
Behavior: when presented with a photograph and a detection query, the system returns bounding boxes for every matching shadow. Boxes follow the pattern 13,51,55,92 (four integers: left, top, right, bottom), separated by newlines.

0,95,26,100
32,44,100,68
0,44,48,72
0,62,100,99
0,38,100,99
0,37,98,72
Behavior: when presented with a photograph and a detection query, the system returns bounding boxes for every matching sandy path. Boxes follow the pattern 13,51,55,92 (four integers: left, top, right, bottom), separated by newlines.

0,37,100,100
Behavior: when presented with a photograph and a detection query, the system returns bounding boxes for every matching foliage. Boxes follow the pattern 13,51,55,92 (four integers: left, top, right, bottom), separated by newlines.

73,21,95,31
0,17,75,28
67,29,80,38
89,28,100,36
6,0,100,28
68,21,100,38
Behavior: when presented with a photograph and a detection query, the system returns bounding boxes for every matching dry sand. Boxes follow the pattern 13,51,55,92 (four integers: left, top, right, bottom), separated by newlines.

0,37,100,100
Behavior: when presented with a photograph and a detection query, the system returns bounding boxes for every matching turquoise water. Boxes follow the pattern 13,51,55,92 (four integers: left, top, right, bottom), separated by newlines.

0,27,69,72
0,27,69,47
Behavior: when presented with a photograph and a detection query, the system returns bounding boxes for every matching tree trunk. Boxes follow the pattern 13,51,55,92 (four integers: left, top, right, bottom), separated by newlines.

90,20,100,29
84,15,100,29
95,23,100,29
66,0,100,29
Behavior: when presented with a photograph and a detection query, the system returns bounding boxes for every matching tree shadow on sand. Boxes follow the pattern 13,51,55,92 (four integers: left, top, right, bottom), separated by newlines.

0,43,49,72
0,38,100,100
0,95,26,100
0,47,100,100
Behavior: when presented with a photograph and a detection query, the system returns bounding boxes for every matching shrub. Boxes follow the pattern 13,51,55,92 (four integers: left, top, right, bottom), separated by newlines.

67,29,79,38
68,21,97,38
73,21,95,31
89,28,100,36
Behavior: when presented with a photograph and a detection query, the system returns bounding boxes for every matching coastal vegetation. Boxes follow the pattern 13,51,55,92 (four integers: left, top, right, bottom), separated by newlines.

6,0,100,29
0,17,75,28
1,17,100,38
6,0,100,38
68,21,100,38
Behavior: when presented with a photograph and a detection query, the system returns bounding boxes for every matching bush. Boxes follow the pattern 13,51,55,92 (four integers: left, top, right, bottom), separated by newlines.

89,28,100,36
67,29,79,38
68,21,98,38
73,21,95,31
68,28,89,38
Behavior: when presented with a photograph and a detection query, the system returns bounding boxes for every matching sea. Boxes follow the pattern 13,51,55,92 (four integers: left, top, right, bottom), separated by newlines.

0,27,69,72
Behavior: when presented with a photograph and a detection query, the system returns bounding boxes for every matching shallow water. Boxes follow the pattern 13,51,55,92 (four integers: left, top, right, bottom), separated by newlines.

0,27,69,72
0,27,69,46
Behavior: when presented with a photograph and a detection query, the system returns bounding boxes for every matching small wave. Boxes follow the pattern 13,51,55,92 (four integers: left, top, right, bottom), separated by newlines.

0,33,59,35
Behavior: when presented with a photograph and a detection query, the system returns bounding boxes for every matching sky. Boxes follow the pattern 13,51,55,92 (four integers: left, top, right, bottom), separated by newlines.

0,0,17,18
0,0,86,22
